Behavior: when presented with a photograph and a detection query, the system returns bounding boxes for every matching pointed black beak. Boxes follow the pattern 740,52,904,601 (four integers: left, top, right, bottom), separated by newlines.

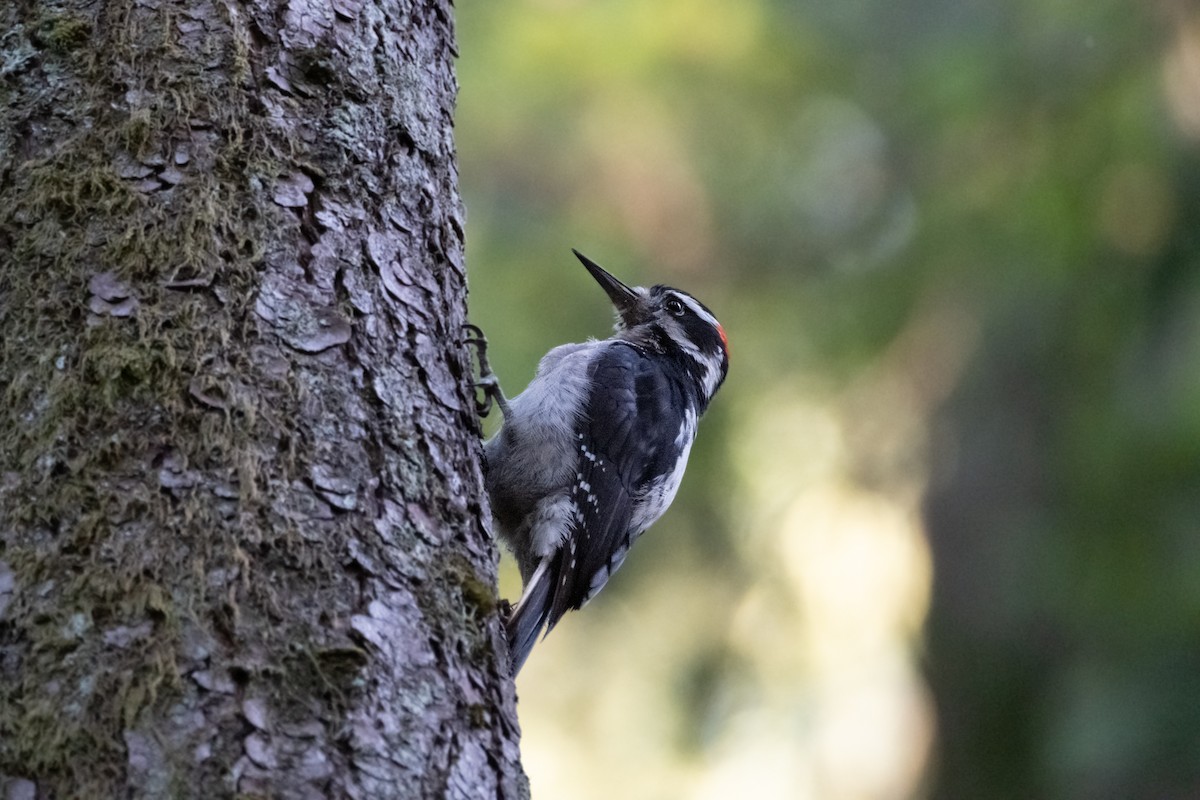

573,249,642,326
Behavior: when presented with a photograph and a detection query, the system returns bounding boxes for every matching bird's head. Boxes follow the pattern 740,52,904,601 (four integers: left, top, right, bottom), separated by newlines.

574,249,729,407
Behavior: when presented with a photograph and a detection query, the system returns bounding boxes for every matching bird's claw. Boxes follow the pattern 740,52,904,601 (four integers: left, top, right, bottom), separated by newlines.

464,323,508,419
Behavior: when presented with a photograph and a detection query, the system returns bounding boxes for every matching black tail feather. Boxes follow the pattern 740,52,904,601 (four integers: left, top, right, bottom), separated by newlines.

504,557,554,675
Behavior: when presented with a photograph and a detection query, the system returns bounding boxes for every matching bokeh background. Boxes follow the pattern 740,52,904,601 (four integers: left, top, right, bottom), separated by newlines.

456,1,1200,798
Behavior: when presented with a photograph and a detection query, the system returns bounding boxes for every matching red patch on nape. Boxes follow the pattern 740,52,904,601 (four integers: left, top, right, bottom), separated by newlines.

717,324,729,358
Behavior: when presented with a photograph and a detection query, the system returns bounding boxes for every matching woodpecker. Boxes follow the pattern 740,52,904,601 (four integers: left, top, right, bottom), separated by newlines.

471,250,729,675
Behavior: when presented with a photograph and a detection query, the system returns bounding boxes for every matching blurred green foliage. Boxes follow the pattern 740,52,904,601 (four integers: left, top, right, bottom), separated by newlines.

458,1,1200,798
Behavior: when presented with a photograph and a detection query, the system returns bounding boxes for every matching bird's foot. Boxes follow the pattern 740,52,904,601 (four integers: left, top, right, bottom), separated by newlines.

464,323,509,419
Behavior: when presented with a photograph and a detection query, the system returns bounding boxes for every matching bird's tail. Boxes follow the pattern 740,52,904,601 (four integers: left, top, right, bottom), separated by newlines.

504,557,554,675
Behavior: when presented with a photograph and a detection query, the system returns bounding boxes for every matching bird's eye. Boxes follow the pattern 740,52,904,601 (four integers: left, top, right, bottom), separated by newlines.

665,299,685,317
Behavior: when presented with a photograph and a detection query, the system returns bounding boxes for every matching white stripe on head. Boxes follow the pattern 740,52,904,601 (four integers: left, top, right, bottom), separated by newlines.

677,292,720,330
660,311,724,401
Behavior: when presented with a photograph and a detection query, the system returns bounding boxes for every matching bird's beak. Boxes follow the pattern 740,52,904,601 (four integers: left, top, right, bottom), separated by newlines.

573,249,643,327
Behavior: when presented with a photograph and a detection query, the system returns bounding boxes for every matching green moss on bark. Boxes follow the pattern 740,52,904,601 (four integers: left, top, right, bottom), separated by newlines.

0,0,292,790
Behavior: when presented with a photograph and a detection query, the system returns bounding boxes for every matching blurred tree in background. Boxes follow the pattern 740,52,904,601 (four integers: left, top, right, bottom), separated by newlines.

457,1,1200,798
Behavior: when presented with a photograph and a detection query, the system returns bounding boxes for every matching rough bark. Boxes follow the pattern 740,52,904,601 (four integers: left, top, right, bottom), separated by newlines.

0,0,527,797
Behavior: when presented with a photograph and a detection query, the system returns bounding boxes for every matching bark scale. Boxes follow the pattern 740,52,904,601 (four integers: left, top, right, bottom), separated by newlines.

0,0,526,796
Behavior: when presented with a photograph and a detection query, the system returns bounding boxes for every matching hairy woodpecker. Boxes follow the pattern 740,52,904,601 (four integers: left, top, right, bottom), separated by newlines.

472,250,729,675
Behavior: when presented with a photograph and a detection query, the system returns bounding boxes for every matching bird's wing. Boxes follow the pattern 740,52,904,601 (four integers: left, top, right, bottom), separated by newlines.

543,343,686,631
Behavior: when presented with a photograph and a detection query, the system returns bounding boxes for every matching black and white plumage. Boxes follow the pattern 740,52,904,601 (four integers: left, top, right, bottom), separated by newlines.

480,250,729,674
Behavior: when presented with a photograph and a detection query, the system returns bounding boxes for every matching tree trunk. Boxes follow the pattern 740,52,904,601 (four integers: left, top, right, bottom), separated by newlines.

0,0,527,797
